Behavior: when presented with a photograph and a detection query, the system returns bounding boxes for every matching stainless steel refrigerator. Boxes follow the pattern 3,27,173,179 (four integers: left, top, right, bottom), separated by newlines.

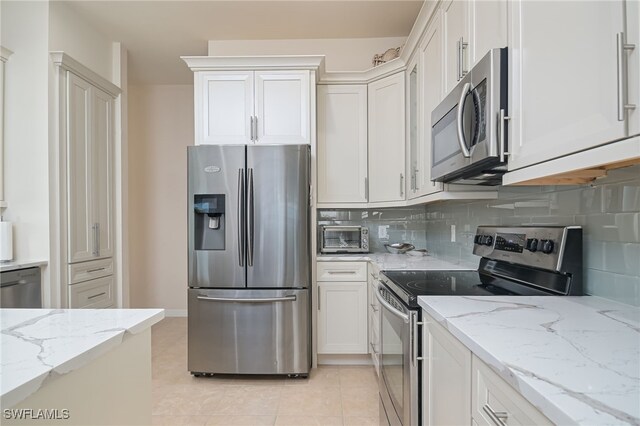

187,144,311,376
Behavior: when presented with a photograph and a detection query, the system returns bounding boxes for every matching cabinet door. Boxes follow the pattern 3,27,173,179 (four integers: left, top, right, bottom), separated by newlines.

317,281,368,354
368,73,406,203
92,87,114,259
422,314,471,426
67,72,94,264
442,0,470,94
628,0,640,136
317,85,368,203
417,13,445,197
255,71,310,144
470,0,507,67
197,71,253,145
508,1,627,171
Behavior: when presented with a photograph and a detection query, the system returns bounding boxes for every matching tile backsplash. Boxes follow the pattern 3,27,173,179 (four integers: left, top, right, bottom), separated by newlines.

318,207,428,253
317,165,640,306
423,165,640,306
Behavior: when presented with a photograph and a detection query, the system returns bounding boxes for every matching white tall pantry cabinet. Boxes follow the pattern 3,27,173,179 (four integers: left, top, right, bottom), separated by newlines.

52,53,119,309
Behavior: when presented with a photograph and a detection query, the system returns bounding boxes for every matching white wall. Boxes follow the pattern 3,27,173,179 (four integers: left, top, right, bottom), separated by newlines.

208,37,407,71
128,85,193,313
1,1,51,281
49,1,113,82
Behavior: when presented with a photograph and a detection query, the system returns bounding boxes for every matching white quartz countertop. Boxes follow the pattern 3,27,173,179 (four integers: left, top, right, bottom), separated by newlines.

0,309,164,408
0,260,48,272
317,252,478,271
417,295,640,425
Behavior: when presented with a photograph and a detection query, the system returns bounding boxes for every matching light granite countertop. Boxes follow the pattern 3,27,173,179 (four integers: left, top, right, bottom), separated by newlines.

0,260,48,272
317,252,479,271
0,309,165,408
418,295,640,425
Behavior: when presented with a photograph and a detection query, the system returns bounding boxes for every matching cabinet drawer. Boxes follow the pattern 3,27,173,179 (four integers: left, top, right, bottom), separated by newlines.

472,355,552,426
317,262,367,282
68,258,114,284
69,276,114,309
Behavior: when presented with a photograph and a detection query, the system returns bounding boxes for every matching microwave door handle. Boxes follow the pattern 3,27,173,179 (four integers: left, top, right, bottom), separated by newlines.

456,82,472,158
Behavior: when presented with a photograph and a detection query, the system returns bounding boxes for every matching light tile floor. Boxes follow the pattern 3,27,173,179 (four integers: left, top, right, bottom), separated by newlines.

152,318,379,426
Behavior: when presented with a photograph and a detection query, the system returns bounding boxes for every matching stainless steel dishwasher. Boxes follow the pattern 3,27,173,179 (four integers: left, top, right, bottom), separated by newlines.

1,267,42,308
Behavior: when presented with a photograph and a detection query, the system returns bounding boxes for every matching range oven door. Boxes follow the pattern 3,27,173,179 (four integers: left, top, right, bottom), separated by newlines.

376,283,418,425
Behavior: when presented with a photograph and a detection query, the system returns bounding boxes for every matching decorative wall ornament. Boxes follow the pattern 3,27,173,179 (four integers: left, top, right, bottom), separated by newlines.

372,46,402,67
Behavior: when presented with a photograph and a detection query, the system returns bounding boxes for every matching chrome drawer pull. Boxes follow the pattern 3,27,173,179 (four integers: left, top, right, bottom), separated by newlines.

86,267,106,273
327,270,357,274
88,292,106,300
483,404,508,426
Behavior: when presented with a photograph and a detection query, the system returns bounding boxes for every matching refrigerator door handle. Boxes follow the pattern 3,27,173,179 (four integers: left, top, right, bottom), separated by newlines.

196,295,297,303
247,168,255,266
238,169,245,267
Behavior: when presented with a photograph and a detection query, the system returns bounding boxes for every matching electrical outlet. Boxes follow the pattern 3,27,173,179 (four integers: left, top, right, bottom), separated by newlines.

379,225,389,240
451,225,456,242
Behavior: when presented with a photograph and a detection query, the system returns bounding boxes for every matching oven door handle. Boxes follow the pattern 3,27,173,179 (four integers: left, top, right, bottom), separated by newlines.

375,284,409,323
456,82,472,158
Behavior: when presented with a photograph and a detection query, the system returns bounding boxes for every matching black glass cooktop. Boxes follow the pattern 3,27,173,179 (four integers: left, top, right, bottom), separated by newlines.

381,270,517,308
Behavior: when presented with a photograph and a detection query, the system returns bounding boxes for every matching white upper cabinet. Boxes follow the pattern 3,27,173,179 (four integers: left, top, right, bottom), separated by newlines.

629,0,640,136
442,0,470,94
368,72,406,203
67,73,93,264
470,0,508,66
195,70,311,145
66,72,114,264
317,85,368,203
255,71,310,144
508,0,631,171
198,71,253,145
416,12,445,198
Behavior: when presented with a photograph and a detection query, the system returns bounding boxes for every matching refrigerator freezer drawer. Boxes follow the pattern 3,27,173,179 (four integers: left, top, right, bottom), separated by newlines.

188,288,310,375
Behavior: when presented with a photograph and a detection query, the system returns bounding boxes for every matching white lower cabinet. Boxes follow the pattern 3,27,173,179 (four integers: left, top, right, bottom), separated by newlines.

472,355,552,426
69,275,115,309
422,313,471,426
368,265,381,374
422,309,552,426
317,261,368,354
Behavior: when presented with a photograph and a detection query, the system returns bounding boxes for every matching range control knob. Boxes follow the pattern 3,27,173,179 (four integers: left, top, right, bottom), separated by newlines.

482,235,494,246
525,238,539,252
474,235,482,244
540,239,555,254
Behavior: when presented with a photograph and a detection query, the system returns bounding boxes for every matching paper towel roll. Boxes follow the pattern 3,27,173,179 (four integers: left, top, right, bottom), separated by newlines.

0,221,13,262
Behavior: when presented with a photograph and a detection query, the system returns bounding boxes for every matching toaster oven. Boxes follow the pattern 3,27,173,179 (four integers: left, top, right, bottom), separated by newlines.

320,226,369,254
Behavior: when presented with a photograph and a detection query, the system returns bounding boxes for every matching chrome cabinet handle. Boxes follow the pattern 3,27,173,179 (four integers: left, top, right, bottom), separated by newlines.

456,82,472,158
96,223,100,256
197,295,296,303
482,405,508,426
616,32,637,121
459,37,468,80
87,267,106,273
498,109,510,163
237,169,245,267
457,39,461,81
92,223,100,256
400,173,404,197
88,292,106,300
327,270,357,275
253,116,258,142
317,286,321,311
247,168,254,267
364,177,369,201
250,116,254,141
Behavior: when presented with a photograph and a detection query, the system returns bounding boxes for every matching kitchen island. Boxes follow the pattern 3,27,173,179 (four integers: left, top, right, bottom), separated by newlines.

418,295,640,425
0,308,164,425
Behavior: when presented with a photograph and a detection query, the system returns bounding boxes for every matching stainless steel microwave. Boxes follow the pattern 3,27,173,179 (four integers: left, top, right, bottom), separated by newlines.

431,48,508,185
320,226,369,254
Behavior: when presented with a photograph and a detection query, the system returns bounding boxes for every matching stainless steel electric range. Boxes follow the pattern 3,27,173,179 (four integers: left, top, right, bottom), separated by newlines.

376,226,583,426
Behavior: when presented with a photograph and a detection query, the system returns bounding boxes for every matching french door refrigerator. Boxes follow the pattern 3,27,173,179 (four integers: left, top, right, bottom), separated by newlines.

187,144,311,376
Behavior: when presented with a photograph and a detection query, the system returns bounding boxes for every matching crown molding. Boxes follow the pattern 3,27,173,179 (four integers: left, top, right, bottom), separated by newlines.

182,55,325,72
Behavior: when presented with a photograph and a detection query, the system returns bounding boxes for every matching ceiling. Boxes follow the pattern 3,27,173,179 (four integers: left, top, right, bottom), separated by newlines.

66,1,423,85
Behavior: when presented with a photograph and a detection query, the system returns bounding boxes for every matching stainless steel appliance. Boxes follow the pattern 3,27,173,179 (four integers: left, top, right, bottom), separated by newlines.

0,267,42,308
320,225,369,254
377,226,583,425
187,145,311,377
431,48,508,185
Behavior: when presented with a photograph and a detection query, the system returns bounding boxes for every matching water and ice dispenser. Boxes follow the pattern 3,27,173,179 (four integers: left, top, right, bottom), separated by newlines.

193,194,225,250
